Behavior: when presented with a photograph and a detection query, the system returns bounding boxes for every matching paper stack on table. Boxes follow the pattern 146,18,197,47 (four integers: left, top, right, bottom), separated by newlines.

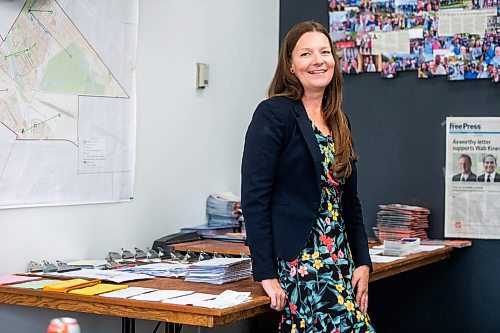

68,283,128,296
118,263,188,278
0,274,42,286
43,278,100,293
162,292,217,305
9,279,60,289
185,258,252,284
130,290,194,302
373,204,430,242
49,268,154,283
100,287,158,299
206,192,241,227
370,255,406,263
195,290,252,309
383,240,412,256
67,260,109,269
401,237,421,253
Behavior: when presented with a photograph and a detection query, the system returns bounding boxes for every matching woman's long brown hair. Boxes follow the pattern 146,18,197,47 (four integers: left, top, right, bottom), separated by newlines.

268,21,355,179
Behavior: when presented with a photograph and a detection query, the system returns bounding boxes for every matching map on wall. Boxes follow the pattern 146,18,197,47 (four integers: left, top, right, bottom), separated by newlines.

0,0,138,208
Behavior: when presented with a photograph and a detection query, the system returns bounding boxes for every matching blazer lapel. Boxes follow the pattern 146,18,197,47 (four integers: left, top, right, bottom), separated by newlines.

293,100,322,187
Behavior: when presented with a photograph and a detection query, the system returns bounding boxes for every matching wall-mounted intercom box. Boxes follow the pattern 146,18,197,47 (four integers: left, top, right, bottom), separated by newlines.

196,63,209,89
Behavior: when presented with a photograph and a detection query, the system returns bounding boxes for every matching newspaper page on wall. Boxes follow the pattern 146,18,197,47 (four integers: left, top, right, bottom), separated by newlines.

445,117,500,239
0,0,137,209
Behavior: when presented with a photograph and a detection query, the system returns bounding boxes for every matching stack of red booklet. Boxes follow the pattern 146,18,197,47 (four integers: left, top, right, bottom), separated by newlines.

373,204,430,242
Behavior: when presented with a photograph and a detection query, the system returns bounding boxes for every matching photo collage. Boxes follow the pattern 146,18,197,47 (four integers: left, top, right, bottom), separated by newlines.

328,0,500,82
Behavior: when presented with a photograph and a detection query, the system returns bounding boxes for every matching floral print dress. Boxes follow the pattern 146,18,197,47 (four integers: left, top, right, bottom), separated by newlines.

277,123,375,333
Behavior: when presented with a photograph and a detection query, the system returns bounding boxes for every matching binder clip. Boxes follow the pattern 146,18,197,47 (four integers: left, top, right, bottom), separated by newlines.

27,261,43,273
134,247,147,260
121,248,135,261
56,260,80,273
42,260,58,273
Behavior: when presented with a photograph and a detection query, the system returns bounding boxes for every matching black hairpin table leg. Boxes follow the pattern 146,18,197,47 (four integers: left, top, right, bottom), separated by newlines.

122,317,135,333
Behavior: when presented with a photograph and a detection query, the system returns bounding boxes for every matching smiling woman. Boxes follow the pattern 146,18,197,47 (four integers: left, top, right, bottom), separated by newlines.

242,21,375,333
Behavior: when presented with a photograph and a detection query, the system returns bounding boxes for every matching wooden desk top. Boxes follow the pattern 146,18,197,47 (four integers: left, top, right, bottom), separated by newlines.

173,239,453,282
0,241,453,328
369,246,452,282
0,276,269,327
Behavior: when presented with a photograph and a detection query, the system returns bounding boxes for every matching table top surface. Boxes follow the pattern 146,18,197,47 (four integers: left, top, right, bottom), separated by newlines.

0,240,453,327
173,239,453,282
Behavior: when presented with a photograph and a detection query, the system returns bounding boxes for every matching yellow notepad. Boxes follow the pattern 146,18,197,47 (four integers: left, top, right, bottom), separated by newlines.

68,283,128,296
44,279,100,293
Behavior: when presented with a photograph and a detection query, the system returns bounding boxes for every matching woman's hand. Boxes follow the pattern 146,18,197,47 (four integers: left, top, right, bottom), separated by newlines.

352,265,370,313
261,278,287,311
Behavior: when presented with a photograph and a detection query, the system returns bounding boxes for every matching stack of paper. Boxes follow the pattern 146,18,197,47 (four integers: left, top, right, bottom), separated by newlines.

185,258,252,284
206,192,241,227
67,260,109,269
370,254,406,263
195,290,252,309
0,274,42,286
118,263,188,278
421,239,472,248
100,287,158,299
383,240,412,256
162,292,217,305
401,237,421,253
10,279,60,290
130,290,194,302
44,279,100,293
68,283,128,296
48,268,154,283
373,204,430,242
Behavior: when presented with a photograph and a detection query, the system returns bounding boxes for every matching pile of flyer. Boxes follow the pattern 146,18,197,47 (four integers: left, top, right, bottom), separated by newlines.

383,240,412,256
206,192,242,227
373,204,430,242
185,258,252,284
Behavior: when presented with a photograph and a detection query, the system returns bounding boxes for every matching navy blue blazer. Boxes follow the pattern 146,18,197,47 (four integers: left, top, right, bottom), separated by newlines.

241,96,372,281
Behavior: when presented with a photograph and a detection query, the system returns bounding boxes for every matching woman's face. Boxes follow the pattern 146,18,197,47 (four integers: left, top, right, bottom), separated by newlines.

290,31,335,95
495,46,500,57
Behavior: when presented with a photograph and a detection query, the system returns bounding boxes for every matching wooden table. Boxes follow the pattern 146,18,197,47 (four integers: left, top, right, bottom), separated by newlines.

0,240,453,332
0,276,269,333
173,239,453,282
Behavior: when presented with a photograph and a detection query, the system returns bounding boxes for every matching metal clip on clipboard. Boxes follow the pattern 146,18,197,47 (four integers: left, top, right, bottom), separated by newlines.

134,247,147,260
27,261,43,273
121,248,135,261
42,260,57,273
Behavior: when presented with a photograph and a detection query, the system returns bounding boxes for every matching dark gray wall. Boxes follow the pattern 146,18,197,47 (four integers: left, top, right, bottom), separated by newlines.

281,1,500,332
